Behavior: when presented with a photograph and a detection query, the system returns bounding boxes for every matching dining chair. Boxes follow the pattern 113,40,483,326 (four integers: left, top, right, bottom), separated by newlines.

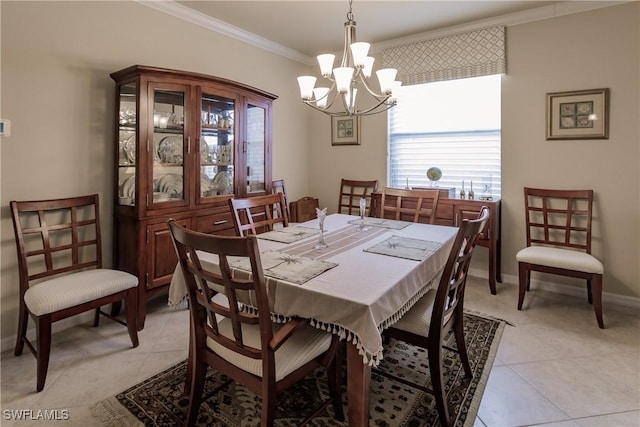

516,187,604,328
229,192,289,236
271,179,289,217
379,187,440,224
382,207,490,427
168,220,344,427
10,194,139,392
338,178,379,215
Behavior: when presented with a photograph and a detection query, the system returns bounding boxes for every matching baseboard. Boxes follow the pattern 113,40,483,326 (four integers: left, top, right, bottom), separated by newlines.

468,267,640,310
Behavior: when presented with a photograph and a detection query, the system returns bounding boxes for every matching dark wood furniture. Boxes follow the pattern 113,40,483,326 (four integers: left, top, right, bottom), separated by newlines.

111,65,276,329
372,192,502,294
168,220,344,427
516,188,603,328
229,193,289,236
384,207,490,427
338,178,379,215
10,194,139,391
379,187,440,224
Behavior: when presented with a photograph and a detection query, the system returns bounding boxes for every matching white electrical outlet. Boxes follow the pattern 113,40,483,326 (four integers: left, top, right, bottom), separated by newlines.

0,119,11,137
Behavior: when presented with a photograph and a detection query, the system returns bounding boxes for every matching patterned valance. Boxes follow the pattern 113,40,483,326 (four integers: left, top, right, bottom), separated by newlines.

382,26,506,85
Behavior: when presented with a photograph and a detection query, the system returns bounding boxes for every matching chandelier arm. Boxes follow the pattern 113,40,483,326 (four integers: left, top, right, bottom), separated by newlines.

357,73,388,99
354,98,396,116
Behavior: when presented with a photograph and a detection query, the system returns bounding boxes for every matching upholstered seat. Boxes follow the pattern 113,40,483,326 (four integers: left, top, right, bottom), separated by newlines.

207,320,332,381
391,290,453,337
516,246,603,274
24,269,137,316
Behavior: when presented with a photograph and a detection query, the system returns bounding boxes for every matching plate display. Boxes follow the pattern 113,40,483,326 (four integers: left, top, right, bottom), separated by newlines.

123,135,136,164
158,136,183,163
122,175,135,199
200,140,211,162
157,173,183,196
211,171,233,195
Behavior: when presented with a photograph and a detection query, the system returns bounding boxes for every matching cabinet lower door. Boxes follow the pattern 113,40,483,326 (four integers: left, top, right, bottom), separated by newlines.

146,219,190,289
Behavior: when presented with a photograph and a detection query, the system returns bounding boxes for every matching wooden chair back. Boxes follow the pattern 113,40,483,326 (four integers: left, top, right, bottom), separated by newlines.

11,194,102,292
229,193,289,236
379,187,440,224
271,179,289,217
169,221,271,363
433,206,489,334
338,179,378,215
524,187,593,253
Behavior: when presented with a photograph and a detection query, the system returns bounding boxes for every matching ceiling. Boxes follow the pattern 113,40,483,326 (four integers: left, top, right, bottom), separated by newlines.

176,1,559,57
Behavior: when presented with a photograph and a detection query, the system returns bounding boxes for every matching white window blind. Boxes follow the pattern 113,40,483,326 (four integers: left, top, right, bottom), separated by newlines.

388,75,501,198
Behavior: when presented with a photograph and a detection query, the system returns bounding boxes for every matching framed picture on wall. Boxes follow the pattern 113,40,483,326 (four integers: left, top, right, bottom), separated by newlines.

546,88,609,140
331,116,360,145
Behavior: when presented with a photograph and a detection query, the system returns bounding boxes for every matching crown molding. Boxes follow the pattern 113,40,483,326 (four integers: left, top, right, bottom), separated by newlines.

137,1,629,64
135,0,312,65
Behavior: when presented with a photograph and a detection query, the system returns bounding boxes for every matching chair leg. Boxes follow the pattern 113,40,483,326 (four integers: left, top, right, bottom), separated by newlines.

453,316,472,378
587,280,593,304
591,274,604,329
14,302,29,356
125,290,139,347
327,341,345,421
185,358,206,427
35,316,52,392
261,380,276,427
517,262,528,310
428,341,450,427
93,307,100,327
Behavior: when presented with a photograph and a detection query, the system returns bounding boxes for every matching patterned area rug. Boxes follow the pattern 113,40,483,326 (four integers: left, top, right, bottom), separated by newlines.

91,312,504,427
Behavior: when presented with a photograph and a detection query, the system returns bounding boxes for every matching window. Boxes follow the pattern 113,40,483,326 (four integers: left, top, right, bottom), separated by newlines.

388,75,501,199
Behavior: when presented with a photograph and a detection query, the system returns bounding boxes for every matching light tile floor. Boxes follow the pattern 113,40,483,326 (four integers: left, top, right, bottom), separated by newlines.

1,276,639,426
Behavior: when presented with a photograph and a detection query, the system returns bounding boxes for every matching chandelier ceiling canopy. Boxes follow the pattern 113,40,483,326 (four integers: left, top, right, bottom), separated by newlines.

297,0,401,117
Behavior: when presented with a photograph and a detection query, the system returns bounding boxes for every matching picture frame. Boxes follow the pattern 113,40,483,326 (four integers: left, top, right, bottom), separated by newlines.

331,116,360,145
546,88,609,140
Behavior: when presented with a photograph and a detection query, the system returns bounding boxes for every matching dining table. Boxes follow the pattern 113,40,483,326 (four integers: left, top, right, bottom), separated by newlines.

168,213,458,426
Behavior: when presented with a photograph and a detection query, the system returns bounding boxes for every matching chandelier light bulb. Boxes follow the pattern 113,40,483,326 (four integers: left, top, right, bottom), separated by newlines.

317,54,335,77
362,57,375,78
376,68,398,95
350,42,370,67
314,87,330,109
297,76,317,100
333,67,354,93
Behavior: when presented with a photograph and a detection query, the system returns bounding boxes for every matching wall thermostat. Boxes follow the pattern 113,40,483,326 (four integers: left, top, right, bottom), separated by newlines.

0,119,11,137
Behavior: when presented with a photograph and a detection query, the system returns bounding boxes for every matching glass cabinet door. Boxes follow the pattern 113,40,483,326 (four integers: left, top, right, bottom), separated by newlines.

199,90,235,202
245,100,267,195
117,82,137,206
150,84,188,207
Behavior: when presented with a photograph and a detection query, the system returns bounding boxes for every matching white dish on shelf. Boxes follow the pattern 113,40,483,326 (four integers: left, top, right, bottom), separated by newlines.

122,175,135,199
211,171,233,195
123,135,136,164
157,173,183,196
158,136,183,163
201,173,211,192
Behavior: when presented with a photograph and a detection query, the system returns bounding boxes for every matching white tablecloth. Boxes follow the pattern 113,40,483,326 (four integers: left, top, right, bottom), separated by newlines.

168,214,457,365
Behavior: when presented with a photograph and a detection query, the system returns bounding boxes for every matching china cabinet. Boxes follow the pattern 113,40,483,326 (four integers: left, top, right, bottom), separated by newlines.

111,65,276,328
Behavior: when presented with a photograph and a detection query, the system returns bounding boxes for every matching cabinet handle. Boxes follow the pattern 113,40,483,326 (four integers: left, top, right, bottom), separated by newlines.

187,136,191,154
213,220,227,226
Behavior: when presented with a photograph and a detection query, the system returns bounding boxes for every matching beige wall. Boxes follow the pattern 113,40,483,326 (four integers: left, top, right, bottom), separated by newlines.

1,1,638,346
0,1,313,344
307,3,640,300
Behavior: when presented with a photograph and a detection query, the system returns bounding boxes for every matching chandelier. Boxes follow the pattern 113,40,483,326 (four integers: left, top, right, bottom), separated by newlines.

296,0,401,117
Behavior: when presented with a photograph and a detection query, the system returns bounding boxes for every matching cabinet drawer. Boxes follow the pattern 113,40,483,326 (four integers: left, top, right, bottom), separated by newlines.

195,211,234,234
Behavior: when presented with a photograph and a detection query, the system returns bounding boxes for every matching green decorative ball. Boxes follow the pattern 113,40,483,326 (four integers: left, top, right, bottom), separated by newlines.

426,167,442,182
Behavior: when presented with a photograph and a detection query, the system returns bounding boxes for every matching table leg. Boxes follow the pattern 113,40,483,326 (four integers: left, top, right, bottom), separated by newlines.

346,341,371,426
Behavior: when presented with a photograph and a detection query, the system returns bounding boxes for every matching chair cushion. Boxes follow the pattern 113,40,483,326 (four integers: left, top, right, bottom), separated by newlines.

207,319,332,382
516,246,603,274
24,269,138,316
391,290,438,337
